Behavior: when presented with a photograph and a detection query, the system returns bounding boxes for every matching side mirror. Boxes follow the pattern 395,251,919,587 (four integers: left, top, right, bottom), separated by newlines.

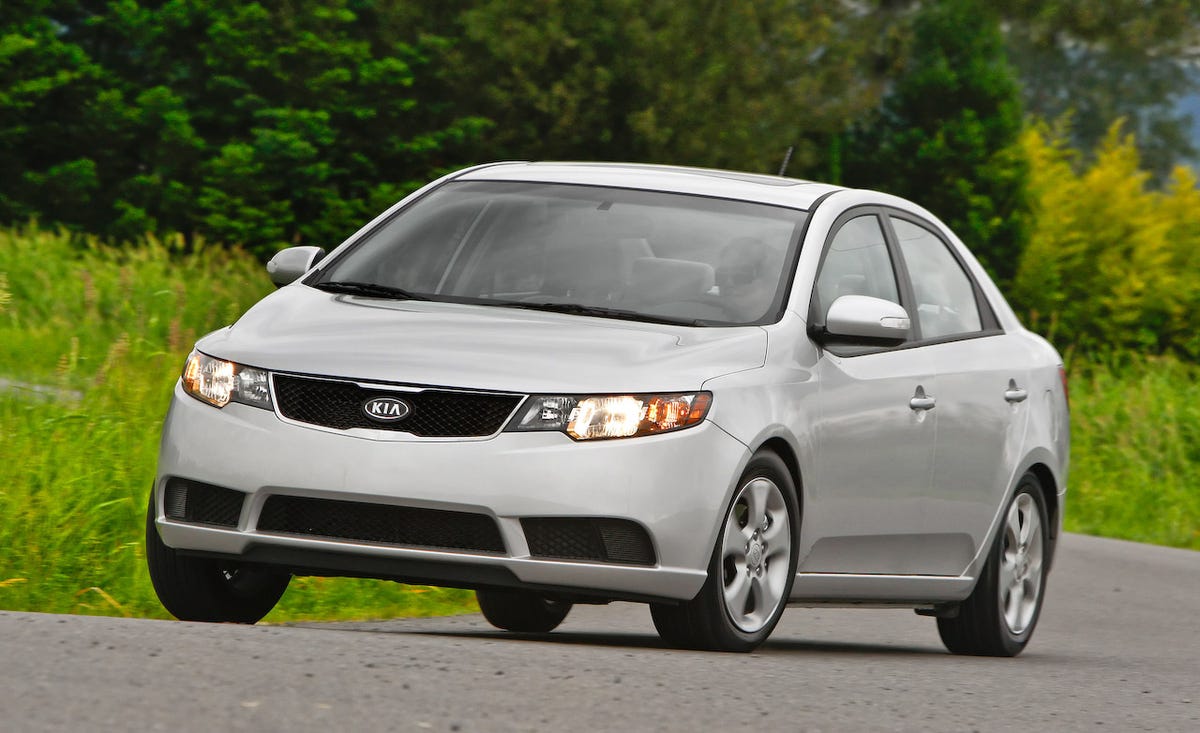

266,246,326,288
819,295,910,344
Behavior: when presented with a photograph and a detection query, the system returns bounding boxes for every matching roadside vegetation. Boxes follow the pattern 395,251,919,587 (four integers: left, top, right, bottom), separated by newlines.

1067,356,1200,549
2,0,1197,620
1,171,1197,620
0,228,475,620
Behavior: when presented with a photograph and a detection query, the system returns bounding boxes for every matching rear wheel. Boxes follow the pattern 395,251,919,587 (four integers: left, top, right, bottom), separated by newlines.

938,474,1049,656
145,491,289,623
476,589,572,633
650,451,799,652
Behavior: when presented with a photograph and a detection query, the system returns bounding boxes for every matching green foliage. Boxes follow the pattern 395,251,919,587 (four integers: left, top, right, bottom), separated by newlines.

841,0,1028,283
0,4,107,227
1000,0,1200,182
0,227,476,620
0,2,488,256
871,1,1200,182
447,0,890,175
3,0,1197,256
1066,355,1200,550
1012,121,1200,357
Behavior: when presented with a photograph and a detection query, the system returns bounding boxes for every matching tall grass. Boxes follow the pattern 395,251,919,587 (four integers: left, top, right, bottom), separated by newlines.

0,227,475,620
1064,355,1200,549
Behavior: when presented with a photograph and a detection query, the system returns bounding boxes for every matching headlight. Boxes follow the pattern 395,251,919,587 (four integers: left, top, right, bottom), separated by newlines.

507,392,712,440
181,351,273,410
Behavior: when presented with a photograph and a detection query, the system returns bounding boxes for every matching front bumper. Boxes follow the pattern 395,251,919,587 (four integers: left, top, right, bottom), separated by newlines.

154,384,750,602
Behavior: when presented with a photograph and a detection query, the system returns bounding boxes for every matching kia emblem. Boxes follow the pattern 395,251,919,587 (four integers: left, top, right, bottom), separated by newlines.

362,396,412,422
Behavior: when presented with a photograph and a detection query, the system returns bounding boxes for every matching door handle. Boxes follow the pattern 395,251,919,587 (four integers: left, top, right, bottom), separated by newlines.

1004,380,1028,404
909,386,936,411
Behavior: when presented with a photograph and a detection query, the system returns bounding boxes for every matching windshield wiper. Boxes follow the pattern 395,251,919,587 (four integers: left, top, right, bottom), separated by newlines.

490,301,707,327
312,281,431,301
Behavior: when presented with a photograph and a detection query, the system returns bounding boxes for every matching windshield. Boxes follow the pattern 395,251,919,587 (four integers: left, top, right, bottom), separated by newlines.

312,181,808,326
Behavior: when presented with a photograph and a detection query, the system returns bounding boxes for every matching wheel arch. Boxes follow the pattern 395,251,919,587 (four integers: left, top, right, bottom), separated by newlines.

1024,461,1060,570
961,448,1065,584
753,435,807,555
757,436,804,497
693,430,808,596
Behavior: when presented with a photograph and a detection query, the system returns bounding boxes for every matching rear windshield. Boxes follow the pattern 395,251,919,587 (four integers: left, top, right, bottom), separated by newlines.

313,181,809,326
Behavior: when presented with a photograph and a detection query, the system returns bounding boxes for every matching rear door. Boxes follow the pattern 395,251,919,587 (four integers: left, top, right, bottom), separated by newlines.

886,213,1031,573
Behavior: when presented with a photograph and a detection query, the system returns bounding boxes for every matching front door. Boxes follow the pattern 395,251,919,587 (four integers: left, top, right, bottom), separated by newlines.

800,211,944,575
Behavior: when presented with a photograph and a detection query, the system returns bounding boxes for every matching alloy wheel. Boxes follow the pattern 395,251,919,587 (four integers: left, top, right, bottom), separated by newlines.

999,492,1044,635
721,476,791,633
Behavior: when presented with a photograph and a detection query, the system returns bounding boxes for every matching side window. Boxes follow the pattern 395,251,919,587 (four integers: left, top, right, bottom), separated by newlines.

814,215,900,318
892,218,982,339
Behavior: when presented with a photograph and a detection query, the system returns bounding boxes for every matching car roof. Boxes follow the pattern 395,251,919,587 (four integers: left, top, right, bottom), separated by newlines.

454,162,844,211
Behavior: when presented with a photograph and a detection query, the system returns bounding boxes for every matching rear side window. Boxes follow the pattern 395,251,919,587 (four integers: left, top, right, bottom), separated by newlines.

814,214,900,319
892,218,982,339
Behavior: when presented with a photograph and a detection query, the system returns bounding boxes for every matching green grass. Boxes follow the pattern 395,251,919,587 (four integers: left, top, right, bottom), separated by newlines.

1,226,1197,621
0,227,476,620
1064,355,1200,549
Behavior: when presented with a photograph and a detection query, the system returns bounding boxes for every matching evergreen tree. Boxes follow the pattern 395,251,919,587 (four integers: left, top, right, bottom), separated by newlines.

841,0,1027,283
0,1,487,255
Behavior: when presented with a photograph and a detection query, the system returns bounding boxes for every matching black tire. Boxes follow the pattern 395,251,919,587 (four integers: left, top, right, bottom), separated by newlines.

476,589,572,632
145,490,290,623
938,474,1049,657
650,451,799,652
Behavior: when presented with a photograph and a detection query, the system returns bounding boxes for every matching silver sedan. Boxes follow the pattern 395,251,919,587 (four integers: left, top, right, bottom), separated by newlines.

147,162,1069,654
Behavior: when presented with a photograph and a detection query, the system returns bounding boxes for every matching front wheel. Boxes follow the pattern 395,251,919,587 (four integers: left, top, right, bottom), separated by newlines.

937,474,1049,656
145,491,289,623
650,451,799,652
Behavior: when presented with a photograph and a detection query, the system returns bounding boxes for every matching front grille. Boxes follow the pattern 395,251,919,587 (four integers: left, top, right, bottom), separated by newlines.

273,374,522,437
257,495,506,554
163,479,244,527
522,518,657,566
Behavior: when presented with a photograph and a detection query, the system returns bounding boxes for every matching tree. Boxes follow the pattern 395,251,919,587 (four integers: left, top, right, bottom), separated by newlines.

1001,0,1200,182
0,2,108,228
0,1,488,255
841,0,1027,284
445,0,892,175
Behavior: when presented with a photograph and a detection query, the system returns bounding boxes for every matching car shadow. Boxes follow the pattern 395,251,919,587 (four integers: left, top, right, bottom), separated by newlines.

360,627,944,657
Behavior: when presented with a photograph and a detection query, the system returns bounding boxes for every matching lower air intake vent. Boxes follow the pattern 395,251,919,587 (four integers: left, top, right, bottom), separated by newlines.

257,495,506,554
163,479,244,528
521,518,656,566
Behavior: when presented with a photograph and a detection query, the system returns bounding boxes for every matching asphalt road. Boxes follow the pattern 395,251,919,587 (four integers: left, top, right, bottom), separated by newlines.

2,533,1197,732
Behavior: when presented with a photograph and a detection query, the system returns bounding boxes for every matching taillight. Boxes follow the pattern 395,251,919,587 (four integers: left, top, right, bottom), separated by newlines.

1058,365,1069,410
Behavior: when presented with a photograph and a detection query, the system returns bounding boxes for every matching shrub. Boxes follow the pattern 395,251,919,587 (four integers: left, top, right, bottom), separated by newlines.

1012,121,1200,357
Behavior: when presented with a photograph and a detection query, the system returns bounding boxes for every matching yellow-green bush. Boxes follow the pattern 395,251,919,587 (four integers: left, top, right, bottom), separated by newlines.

1012,121,1200,357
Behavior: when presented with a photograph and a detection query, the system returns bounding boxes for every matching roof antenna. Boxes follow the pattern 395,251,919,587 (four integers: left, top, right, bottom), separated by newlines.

777,145,794,177
777,144,796,177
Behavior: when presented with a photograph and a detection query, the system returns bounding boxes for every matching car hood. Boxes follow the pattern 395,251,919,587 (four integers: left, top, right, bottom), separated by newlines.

196,285,767,393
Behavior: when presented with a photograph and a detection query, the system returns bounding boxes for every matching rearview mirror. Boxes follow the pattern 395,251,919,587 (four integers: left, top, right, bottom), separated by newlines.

820,295,910,344
266,246,326,287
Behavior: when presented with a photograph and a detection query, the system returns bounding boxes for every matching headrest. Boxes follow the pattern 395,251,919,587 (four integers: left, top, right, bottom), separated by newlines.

630,257,715,300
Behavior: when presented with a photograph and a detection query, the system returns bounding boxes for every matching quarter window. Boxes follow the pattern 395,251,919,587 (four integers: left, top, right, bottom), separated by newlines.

814,215,900,319
892,218,982,339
